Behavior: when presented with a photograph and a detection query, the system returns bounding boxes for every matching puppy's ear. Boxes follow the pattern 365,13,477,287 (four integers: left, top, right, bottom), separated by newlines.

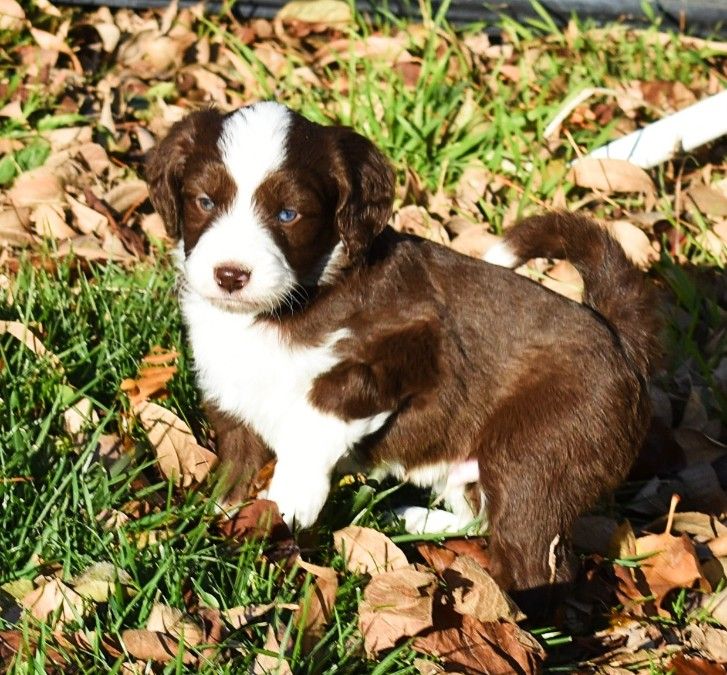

145,110,221,239
331,129,395,263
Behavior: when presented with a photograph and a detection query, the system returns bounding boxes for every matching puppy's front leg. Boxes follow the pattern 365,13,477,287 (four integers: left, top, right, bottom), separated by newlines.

267,411,391,530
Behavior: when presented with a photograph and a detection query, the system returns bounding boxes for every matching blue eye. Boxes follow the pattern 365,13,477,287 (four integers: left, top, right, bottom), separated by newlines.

197,195,215,212
277,208,298,224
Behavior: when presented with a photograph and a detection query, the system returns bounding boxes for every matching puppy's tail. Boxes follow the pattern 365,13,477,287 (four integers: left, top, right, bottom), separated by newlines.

483,212,659,379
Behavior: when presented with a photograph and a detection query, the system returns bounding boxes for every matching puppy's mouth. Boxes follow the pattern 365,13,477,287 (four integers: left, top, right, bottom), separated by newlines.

202,288,308,317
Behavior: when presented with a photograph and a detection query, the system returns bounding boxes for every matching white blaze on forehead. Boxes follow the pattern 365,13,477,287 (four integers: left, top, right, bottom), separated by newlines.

218,102,292,198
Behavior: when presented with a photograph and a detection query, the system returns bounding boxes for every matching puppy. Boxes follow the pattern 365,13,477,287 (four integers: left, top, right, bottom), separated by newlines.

146,102,659,593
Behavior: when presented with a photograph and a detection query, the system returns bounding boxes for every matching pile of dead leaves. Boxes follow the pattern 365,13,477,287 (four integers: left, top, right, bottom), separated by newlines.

1,0,726,272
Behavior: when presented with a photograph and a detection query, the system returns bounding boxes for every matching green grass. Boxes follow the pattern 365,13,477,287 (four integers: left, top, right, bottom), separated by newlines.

0,257,423,673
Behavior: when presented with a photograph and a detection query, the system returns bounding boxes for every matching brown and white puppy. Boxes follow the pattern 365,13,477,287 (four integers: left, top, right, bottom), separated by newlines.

146,102,659,594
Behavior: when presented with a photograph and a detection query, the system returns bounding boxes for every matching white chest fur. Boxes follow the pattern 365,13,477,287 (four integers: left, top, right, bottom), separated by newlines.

181,290,391,527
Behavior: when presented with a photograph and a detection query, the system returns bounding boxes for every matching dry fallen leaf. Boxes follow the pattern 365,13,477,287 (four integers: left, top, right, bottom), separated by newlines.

570,158,656,197
414,616,545,675
684,624,727,663
667,653,727,675
67,194,108,235
295,559,338,652
253,625,293,674
71,562,133,602
121,629,197,665
455,162,489,215
20,578,86,627
223,602,299,629
135,401,217,486
333,525,409,575
0,0,24,31
0,320,60,366
120,346,178,406
444,555,524,622
688,184,727,217
635,499,708,608
30,203,76,240
146,603,204,645
217,499,293,545
450,226,501,259
277,0,352,25
606,220,659,269
392,205,450,245
62,396,99,441
359,567,436,656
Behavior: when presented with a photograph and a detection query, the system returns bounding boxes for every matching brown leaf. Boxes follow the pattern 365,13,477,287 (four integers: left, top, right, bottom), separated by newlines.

70,561,133,602
253,625,293,674
62,396,99,441
450,227,501,259
121,347,178,405
67,195,107,235
570,158,656,196
714,220,727,246
223,602,299,629
688,184,727,217
121,629,197,664
417,543,457,575
455,163,489,215
635,531,706,606
8,168,65,209
333,526,408,575
606,220,659,269
541,259,583,302
359,567,436,656
146,603,204,645
20,578,86,627
684,624,727,663
0,0,24,30
608,520,638,559
702,587,727,629
30,204,76,240
295,559,338,652
0,208,36,247
105,180,149,214
277,0,352,24
444,556,524,622
135,402,217,486
667,654,727,675
412,658,446,674
392,205,449,244
414,616,545,675
0,320,60,366
316,34,409,66
647,512,727,542
217,499,292,544
0,630,64,666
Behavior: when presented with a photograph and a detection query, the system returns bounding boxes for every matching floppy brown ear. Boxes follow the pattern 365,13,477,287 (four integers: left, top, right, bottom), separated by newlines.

331,129,395,263
145,110,222,239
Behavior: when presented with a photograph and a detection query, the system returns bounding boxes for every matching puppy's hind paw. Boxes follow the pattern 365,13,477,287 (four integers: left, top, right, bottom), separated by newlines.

395,505,475,535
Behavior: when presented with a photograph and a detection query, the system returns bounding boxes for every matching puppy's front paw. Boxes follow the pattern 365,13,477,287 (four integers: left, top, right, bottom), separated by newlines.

266,472,330,530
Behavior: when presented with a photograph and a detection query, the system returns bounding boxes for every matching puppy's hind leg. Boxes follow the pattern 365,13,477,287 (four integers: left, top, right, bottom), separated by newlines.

476,372,639,609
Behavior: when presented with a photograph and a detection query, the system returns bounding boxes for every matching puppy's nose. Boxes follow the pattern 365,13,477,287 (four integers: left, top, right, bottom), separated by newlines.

214,265,250,293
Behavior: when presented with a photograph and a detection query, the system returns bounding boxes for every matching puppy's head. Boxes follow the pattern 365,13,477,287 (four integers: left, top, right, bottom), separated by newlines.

146,102,394,313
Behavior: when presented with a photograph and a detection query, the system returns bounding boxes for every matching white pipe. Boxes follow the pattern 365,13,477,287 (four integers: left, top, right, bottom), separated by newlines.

583,89,727,169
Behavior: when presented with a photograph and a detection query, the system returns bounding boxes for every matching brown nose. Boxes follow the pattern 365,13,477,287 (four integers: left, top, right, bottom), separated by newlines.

214,265,250,293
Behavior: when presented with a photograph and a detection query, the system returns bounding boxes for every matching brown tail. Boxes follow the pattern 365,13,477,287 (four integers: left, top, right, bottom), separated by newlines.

486,212,659,379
